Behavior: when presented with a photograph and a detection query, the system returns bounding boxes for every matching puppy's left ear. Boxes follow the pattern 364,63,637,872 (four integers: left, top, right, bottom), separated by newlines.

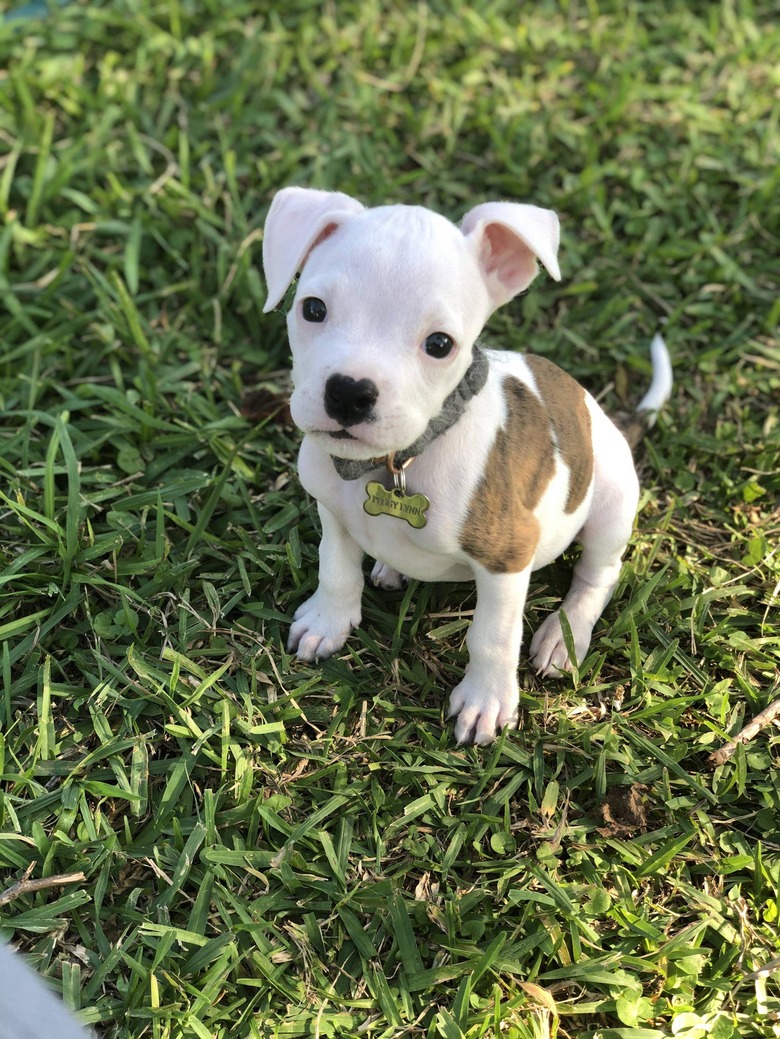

461,202,561,310
262,187,366,312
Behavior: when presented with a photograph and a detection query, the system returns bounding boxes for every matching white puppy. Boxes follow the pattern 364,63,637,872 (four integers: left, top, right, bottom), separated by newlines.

262,188,672,744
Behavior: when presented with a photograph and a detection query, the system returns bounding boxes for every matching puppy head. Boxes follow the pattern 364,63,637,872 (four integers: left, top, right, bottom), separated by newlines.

262,187,561,460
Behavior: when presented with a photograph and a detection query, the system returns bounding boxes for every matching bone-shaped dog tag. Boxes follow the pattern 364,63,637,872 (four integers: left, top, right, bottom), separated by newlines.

363,481,429,529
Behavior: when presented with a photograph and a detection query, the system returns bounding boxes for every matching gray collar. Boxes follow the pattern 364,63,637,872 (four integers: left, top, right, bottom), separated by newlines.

331,346,489,480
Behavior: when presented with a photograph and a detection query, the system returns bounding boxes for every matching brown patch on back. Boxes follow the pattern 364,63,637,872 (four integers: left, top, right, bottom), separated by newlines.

525,355,594,514
459,378,555,573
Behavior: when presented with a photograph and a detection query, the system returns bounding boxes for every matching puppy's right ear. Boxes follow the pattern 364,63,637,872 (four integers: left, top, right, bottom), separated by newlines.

262,187,365,312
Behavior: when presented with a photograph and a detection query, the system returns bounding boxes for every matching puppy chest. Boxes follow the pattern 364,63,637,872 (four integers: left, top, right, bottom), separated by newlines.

321,474,471,582
459,363,594,574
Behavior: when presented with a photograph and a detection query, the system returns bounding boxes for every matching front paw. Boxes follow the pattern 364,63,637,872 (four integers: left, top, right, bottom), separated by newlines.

288,590,361,662
447,674,519,745
529,610,590,677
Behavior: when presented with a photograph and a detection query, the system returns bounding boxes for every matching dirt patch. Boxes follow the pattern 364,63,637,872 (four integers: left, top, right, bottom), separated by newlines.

597,783,649,836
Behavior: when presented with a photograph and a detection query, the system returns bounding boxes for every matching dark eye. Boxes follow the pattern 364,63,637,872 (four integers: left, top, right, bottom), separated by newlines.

424,332,455,359
302,297,327,322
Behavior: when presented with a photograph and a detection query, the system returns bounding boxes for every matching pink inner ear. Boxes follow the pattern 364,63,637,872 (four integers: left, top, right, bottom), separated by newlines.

483,223,536,292
308,221,339,258
295,221,341,277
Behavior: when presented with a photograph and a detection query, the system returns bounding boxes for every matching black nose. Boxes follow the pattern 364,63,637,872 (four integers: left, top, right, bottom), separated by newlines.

324,374,378,427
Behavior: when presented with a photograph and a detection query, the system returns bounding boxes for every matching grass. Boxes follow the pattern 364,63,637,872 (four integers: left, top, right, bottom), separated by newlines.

0,0,778,1036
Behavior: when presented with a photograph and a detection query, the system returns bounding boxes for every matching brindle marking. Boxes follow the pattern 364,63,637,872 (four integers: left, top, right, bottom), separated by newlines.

525,355,593,514
460,377,554,573
460,360,594,574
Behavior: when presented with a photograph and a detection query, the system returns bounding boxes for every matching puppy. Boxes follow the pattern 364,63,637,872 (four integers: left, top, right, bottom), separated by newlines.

262,188,672,744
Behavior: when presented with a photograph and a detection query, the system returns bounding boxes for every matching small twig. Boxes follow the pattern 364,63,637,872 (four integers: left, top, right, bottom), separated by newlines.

0,869,87,908
708,696,780,768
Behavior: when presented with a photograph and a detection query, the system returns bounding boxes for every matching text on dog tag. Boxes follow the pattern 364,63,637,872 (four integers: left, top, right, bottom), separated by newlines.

363,481,429,529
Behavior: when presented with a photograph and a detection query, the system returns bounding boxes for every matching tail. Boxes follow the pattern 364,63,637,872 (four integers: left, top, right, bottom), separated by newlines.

615,333,673,449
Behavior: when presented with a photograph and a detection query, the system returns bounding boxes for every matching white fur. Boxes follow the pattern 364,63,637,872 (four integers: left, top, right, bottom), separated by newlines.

263,188,667,745
636,333,673,420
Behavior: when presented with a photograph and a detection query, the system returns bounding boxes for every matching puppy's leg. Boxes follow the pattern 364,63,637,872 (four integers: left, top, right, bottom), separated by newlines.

370,560,406,591
530,455,639,677
447,566,531,745
289,504,364,661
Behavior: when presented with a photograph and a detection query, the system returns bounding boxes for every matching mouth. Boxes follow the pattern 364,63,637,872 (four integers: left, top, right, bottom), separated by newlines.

309,427,390,460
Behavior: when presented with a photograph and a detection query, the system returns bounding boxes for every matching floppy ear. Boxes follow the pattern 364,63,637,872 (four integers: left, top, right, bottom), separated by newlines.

461,201,561,311
262,187,365,312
